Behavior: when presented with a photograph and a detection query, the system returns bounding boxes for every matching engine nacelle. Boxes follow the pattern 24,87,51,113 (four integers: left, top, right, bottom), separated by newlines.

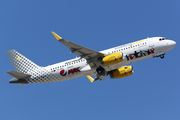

102,52,123,65
110,66,134,79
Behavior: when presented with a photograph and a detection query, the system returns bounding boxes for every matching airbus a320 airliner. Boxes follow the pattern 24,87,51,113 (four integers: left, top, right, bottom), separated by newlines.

7,32,176,85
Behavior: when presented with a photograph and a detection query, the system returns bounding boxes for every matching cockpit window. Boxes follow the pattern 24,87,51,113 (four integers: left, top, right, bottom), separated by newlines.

159,38,166,41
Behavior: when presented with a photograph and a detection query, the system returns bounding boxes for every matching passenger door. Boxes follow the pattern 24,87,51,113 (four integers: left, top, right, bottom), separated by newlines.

148,39,154,48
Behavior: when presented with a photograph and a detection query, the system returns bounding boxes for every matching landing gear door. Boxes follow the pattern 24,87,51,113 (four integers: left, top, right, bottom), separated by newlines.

149,39,154,48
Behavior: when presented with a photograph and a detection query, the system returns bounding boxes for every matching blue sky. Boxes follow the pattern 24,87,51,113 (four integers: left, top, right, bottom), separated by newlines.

1,0,180,120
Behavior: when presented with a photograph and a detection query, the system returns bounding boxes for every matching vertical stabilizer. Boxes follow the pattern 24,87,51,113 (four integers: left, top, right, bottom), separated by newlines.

7,50,40,73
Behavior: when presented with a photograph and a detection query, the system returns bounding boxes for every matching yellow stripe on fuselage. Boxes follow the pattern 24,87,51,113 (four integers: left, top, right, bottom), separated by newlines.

132,40,144,45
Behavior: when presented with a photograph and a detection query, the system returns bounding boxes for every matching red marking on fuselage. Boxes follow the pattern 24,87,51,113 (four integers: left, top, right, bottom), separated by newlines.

150,48,155,54
129,54,135,60
68,67,80,74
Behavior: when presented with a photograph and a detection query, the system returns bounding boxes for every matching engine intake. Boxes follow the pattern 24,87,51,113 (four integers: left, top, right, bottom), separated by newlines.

102,52,123,65
110,66,134,79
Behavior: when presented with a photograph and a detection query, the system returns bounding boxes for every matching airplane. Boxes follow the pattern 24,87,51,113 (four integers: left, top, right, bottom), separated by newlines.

7,32,176,86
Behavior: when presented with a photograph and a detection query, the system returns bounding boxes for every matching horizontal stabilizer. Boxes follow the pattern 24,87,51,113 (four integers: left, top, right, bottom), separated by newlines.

7,71,31,79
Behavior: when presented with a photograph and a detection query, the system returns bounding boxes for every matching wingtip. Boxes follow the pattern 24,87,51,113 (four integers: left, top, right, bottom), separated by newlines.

86,76,94,82
51,31,62,40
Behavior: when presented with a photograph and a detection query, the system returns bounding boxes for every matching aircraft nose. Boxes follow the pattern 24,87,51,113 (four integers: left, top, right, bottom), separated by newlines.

168,40,176,48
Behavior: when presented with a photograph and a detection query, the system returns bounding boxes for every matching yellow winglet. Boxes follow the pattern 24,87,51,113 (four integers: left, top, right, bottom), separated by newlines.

51,31,63,40
86,76,94,82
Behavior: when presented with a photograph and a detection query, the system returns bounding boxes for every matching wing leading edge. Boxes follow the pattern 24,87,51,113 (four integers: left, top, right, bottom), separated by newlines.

51,32,104,61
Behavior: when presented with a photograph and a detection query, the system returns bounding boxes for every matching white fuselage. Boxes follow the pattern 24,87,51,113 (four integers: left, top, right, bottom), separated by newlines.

25,37,175,83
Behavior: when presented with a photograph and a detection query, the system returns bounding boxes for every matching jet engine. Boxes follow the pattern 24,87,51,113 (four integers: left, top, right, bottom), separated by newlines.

110,66,134,79
102,52,123,65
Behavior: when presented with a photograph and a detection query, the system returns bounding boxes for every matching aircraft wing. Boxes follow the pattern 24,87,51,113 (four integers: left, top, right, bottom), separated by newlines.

51,32,104,61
